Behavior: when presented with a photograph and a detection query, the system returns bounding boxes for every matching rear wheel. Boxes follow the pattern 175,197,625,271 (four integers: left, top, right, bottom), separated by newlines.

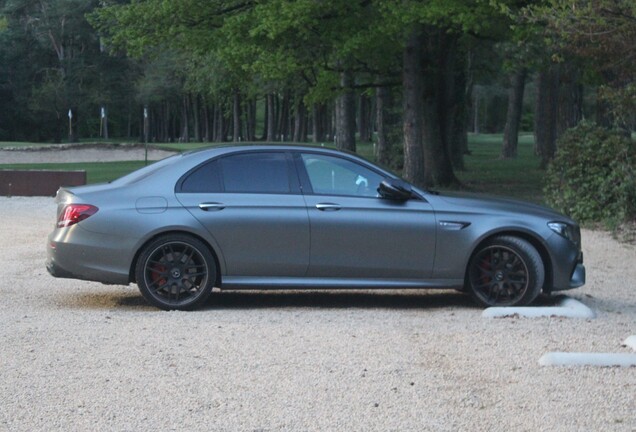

466,236,544,307
135,234,217,311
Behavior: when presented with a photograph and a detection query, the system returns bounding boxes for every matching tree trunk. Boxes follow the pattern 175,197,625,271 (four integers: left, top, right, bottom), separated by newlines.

202,101,210,142
472,86,481,134
163,101,170,142
440,34,466,171
181,95,189,143
222,104,230,141
214,102,226,142
335,70,356,152
375,86,393,167
245,98,256,141
266,94,276,141
232,90,242,142
534,67,559,168
312,103,327,143
358,94,372,143
193,94,201,142
423,29,460,187
502,69,527,159
556,64,583,135
293,98,307,142
299,105,308,142
102,109,109,140
277,91,290,141
402,29,426,187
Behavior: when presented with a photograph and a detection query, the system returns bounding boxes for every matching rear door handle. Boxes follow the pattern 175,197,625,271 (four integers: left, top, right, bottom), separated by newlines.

315,203,341,211
199,202,226,211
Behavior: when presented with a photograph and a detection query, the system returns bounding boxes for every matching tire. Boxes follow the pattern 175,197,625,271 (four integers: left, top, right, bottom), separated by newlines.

466,235,544,307
135,234,217,311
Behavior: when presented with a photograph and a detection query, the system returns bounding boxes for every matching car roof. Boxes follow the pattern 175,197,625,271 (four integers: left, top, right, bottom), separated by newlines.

181,143,354,158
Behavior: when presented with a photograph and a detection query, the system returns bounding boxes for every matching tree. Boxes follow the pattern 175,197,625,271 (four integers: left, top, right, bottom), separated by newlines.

90,0,527,188
0,0,138,141
528,0,636,129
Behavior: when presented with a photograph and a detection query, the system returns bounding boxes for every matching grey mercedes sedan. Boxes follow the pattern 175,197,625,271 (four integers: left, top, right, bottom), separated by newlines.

47,145,585,310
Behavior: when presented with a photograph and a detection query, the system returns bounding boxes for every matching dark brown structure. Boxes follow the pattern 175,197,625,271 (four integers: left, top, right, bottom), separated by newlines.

0,170,86,197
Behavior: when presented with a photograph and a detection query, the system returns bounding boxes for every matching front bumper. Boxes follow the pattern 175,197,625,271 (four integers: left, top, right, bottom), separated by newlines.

568,263,586,289
545,231,586,292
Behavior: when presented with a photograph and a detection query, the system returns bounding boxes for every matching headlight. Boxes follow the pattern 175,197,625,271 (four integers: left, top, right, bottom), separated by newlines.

548,221,580,244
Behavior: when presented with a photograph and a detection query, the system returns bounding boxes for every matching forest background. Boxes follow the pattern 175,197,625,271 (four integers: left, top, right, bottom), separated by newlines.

0,0,634,203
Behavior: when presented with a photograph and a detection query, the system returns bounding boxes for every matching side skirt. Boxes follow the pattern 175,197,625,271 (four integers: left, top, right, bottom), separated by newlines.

220,277,464,290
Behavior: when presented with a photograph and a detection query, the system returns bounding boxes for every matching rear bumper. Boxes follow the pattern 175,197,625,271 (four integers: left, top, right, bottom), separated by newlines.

46,227,132,285
47,259,88,281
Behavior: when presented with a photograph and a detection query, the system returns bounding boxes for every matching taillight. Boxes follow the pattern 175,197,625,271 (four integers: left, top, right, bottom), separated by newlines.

57,204,98,228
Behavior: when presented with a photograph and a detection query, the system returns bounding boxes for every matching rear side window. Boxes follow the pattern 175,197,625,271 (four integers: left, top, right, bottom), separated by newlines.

221,152,291,193
180,160,222,193
180,152,292,194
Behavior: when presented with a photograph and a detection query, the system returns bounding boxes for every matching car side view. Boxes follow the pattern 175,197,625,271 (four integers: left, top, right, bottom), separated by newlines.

46,145,585,310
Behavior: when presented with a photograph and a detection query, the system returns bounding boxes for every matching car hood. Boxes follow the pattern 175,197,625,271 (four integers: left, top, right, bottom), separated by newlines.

430,191,573,222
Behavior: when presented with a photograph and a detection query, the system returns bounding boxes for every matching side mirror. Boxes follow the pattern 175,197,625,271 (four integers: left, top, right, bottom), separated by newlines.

378,178,413,201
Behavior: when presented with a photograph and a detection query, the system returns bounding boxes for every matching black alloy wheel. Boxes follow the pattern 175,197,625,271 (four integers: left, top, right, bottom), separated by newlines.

135,234,217,310
467,236,544,307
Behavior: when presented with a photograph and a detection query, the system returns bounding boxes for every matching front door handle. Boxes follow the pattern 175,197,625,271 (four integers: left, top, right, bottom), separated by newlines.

315,203,341,211
199,202,226,211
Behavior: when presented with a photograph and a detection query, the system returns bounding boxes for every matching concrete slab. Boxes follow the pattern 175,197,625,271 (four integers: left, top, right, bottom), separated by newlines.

482,296,596,319
539,352,636,367
623,335,636,351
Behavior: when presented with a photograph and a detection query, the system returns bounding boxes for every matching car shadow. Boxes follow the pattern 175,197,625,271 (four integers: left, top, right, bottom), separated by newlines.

58,290,569,312
61,289,478,311
198,290,477,311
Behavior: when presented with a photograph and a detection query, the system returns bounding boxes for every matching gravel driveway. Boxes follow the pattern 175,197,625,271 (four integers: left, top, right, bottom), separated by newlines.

0,146,176,164
1,195,634,431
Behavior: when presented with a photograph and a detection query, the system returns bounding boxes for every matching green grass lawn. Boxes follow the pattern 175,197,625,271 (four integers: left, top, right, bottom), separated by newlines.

455,133,544,203
0,134,545,201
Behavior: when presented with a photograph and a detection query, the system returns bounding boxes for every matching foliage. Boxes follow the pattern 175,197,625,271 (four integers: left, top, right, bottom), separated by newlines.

527,0,636,127
0,0,138,141
544,121,636,227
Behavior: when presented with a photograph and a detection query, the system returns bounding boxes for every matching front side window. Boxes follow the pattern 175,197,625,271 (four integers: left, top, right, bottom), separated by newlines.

301,154,384,197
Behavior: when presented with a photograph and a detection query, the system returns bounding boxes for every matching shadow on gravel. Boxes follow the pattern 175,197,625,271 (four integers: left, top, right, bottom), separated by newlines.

200,290,477,311
59,289,478,311
57,290,151,310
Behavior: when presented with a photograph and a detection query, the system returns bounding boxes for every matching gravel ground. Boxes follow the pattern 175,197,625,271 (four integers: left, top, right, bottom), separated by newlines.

1,179,635,430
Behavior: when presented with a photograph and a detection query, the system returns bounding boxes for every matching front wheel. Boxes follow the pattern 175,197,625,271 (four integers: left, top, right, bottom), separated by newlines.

466,236,544,307
135,234,217,311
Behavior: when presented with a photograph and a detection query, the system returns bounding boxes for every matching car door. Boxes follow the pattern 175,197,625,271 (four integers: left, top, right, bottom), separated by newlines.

176,151,310,277
296,152,436,280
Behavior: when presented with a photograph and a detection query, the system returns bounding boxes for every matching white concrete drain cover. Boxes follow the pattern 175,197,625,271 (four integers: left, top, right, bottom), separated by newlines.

482,296,595,319
539,352,636,367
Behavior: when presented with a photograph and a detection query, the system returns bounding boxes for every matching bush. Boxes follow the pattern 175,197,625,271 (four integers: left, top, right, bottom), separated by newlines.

544,121,636,228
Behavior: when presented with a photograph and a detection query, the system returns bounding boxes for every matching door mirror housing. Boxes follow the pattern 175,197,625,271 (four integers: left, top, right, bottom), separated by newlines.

378,178,413,201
